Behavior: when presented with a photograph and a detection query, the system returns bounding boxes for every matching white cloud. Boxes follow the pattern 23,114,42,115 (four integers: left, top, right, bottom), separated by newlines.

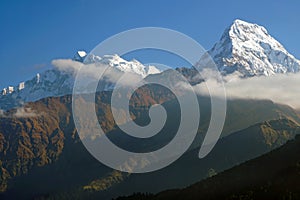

192,70,300,109
51,59,83,75
51,59,144,89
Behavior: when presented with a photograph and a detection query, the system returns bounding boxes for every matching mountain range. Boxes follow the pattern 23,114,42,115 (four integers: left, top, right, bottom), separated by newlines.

1,19,300,110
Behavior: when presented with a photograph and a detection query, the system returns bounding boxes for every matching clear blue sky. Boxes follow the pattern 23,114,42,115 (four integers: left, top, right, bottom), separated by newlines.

0,0,299,89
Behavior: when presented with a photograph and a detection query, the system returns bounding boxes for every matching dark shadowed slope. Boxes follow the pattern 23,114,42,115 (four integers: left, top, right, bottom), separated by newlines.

117,129,300,200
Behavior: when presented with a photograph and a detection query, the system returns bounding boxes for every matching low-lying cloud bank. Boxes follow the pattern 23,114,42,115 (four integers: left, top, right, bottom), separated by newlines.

193,70,300,109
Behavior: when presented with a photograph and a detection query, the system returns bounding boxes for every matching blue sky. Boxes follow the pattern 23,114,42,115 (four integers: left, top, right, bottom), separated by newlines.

0,0,299,89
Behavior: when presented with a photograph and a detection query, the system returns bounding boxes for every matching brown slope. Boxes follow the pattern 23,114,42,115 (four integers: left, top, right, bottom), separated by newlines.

0,85,175,193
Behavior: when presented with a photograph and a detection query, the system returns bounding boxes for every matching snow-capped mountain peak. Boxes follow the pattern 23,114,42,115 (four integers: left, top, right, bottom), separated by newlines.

206,19,300,76
84,53,161,77
229,19,287,54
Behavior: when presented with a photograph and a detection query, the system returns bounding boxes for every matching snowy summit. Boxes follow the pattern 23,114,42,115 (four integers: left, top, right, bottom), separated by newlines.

203,19,300,76
84,53,161,78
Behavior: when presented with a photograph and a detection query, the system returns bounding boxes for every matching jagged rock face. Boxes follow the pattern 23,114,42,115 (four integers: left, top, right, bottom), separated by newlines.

205,19,300,76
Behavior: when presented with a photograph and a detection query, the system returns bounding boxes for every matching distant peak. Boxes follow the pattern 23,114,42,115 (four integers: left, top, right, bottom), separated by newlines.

77,50,87,58
229,19,269,37
232,19,255,25
74,50,87,62
218,19,285,52
205,19,300,76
